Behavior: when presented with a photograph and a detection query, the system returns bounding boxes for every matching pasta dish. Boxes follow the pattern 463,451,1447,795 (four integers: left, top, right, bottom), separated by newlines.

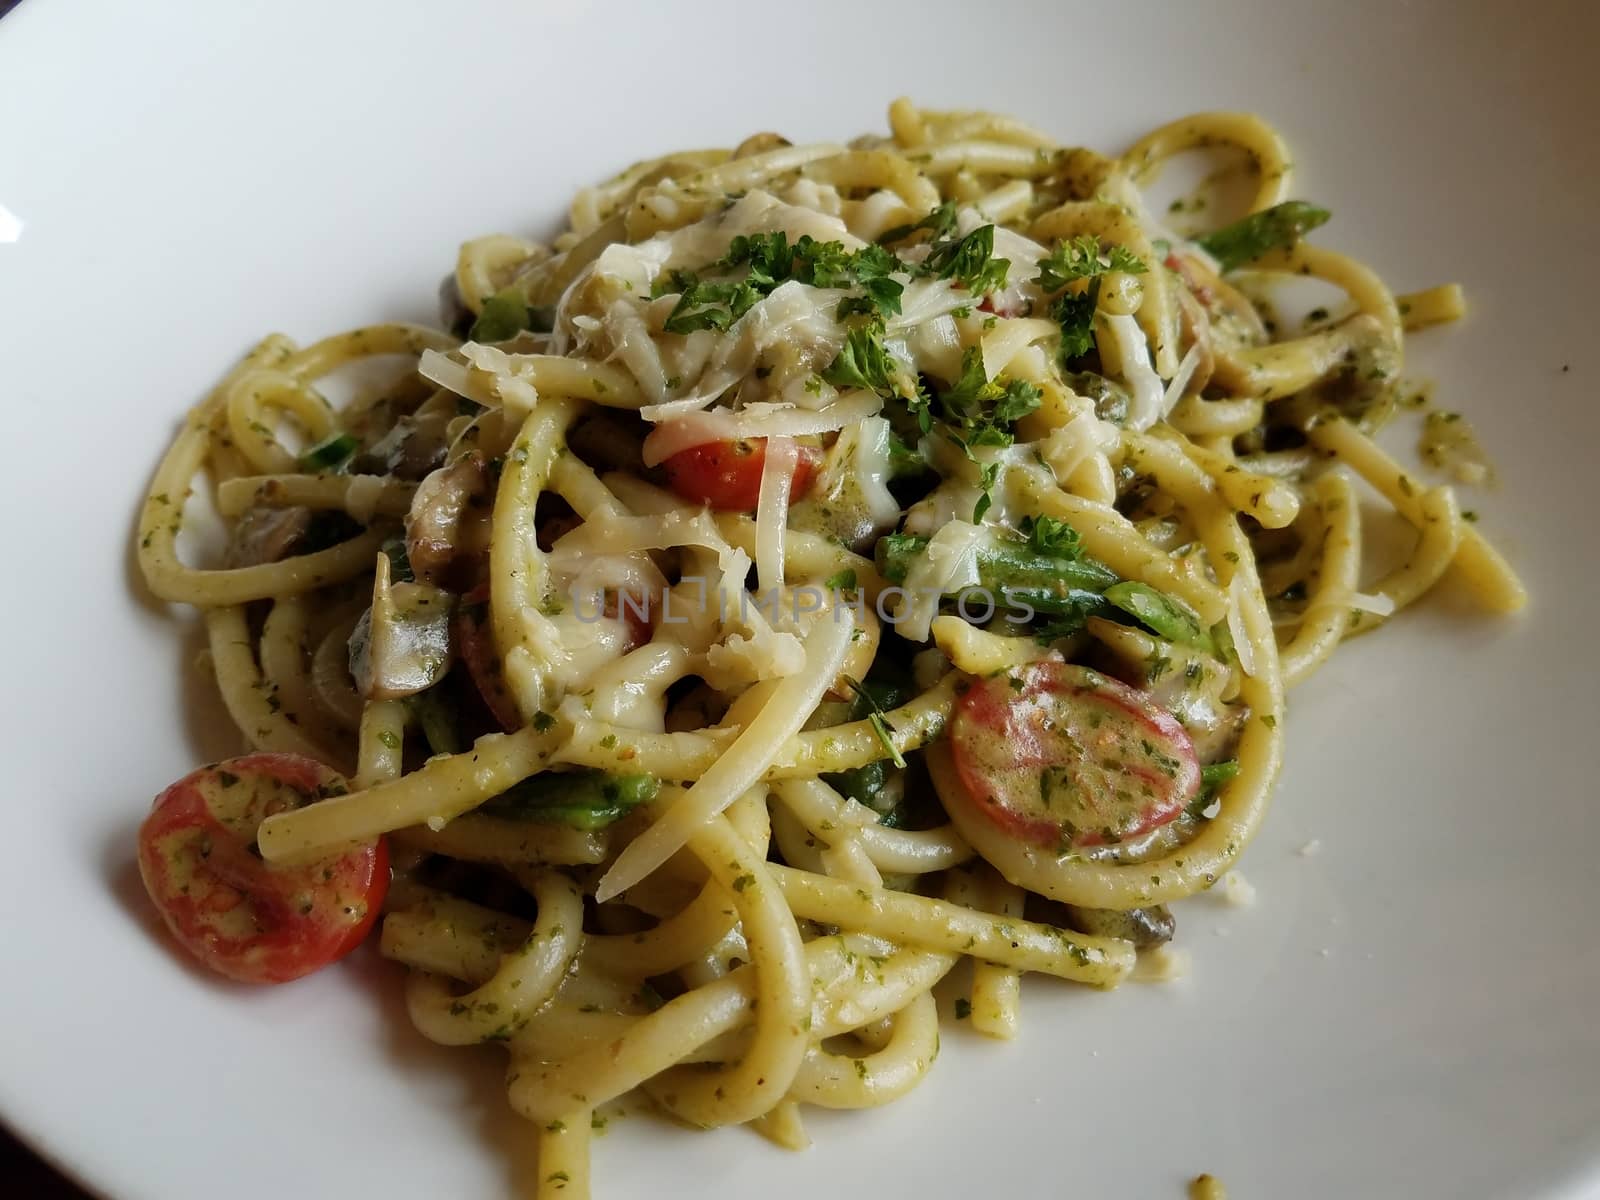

132,99,1524,1198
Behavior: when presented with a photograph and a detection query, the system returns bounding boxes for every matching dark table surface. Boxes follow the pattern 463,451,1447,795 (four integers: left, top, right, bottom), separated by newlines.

2,1123,95,1199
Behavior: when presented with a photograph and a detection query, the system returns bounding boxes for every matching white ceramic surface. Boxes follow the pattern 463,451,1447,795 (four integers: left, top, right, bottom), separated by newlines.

2,1,1597,1197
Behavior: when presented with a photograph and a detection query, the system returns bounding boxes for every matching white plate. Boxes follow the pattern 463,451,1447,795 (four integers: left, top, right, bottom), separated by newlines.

2,1,1597,1197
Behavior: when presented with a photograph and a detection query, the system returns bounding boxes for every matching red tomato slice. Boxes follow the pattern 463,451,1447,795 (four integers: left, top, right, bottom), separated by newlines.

949,660,1199,850
662,438,821,510
137,753,388,984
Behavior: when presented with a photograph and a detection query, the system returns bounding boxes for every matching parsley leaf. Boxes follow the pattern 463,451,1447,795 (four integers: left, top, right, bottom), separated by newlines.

877,202,958,246
1035,235,1147,292
712,232,905,320
843,675,908,769
971,461,1001,522
655,271,763,334
822,324,900,393
823,568,858,592
937,347,1042,449
1186,760,1240,819
924,223,1010,294
718,231,794,286
886,430,929,478
1019,514,1083,560
1050,283,1100,361
927,347,1043,522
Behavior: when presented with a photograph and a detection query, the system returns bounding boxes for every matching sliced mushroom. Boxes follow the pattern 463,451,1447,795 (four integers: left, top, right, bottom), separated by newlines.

405,451,491,589
1064,904,1175,947
566,410,648,477
348,553,456,700
224,505,312,568
352,391,458,481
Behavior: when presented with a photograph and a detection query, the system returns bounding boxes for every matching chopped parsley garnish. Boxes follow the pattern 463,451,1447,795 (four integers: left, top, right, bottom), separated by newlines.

823,324,906,396
941,347,1042,430
1020,514,1083,559
932,347,1041,520
1187,760,1240,819
653,270,763,333
1050,284,1100,362
1034,234,1147,292
922,222,1010,294
663,231,907,332
876,201,960,246
886,430,929,478
879,203,1009,293
844,675,906,768
823,568,858,592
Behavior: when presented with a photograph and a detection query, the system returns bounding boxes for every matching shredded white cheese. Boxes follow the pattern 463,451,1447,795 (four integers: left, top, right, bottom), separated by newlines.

1346,590,1397,617
1226,572,1258,679
344,474,387,525
1099,313,1166,431
1161,339,1205,418
1133,944,1192,983
595,610,855,903
640,391,882,466
1222,870,1257,907
754,436,797,596
893,520,988,642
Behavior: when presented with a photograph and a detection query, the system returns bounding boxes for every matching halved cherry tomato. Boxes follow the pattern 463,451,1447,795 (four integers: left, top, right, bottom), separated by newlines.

137,753,388,984
948,659,1199,849
662,438,821,510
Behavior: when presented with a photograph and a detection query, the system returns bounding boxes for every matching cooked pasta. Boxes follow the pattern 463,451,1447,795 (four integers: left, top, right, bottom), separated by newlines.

132,100,1524,1198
